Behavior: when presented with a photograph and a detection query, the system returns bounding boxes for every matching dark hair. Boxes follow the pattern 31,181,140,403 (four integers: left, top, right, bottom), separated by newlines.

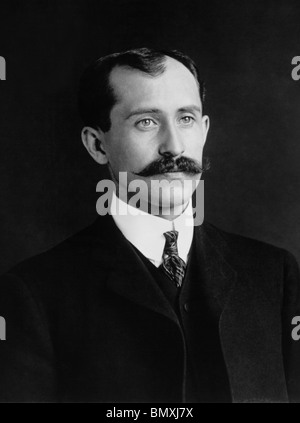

78,47,206,132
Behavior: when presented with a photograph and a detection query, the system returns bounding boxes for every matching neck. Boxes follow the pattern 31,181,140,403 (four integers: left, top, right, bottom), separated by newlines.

140,200,189,221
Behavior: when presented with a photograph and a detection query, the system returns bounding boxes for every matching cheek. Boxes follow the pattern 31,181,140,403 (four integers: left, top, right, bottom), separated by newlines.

107,136,149,172
185,130,205,156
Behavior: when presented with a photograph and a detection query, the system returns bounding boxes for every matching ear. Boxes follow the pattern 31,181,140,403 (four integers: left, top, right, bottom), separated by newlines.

81,126,108,165
201,115,210,145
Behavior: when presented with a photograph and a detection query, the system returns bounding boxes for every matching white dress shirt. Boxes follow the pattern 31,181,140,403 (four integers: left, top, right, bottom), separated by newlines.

110,192,194,267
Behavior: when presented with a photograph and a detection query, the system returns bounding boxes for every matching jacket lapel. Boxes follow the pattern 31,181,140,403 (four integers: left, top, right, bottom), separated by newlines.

199,223,288,403
191,224,237,314
90,215,179,324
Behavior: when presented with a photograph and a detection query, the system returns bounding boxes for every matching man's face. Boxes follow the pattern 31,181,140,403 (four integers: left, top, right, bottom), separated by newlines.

101,57,209,215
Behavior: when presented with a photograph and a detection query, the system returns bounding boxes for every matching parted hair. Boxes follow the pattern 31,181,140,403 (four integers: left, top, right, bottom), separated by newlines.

78,47,205,132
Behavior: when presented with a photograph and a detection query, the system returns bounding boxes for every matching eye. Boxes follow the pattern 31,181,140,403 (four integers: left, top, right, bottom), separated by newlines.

136,118,157,129
180,116,195,125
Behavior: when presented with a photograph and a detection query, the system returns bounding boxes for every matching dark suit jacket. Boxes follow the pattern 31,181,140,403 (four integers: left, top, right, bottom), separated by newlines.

0,216,300,403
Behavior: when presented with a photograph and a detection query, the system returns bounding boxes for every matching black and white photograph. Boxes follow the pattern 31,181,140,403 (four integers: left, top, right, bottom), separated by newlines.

1,0,300,405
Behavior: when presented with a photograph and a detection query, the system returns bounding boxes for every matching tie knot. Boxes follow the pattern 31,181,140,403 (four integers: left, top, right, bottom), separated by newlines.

163,230,179,257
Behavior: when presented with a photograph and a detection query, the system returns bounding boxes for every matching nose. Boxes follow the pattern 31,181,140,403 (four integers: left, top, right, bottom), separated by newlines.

158,122,185,158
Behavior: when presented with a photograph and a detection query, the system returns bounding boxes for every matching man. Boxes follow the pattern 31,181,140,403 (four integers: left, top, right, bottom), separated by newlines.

0,48,300,403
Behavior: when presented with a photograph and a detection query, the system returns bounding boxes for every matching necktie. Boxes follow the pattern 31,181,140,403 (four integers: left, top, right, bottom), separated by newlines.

160,230,186,288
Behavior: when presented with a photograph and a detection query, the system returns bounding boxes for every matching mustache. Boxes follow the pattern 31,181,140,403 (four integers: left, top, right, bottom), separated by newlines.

134,156,210,178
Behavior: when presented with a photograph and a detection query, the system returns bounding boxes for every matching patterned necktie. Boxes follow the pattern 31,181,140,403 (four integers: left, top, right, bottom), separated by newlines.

160,230,186,288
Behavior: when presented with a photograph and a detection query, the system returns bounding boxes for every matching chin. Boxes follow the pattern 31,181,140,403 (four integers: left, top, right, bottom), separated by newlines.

150,186,192,211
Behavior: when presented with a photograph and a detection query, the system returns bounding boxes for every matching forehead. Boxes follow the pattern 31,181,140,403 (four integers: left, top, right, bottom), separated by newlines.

109,57,202,113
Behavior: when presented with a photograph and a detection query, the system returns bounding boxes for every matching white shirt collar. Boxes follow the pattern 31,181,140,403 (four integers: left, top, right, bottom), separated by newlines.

110,191,194,267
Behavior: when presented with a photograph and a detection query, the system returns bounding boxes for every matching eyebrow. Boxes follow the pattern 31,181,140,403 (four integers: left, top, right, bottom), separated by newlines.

178,106,202,114
125,108,161,120
125,105,202,120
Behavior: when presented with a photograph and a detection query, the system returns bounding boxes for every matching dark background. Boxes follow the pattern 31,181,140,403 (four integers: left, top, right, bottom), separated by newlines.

0,0,300,275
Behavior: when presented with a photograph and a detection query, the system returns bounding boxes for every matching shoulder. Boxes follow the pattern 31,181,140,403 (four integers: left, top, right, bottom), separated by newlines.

6,215,116,271
200,221,299,274
0,216,118,299
5,222,96,277
199,222,300,307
